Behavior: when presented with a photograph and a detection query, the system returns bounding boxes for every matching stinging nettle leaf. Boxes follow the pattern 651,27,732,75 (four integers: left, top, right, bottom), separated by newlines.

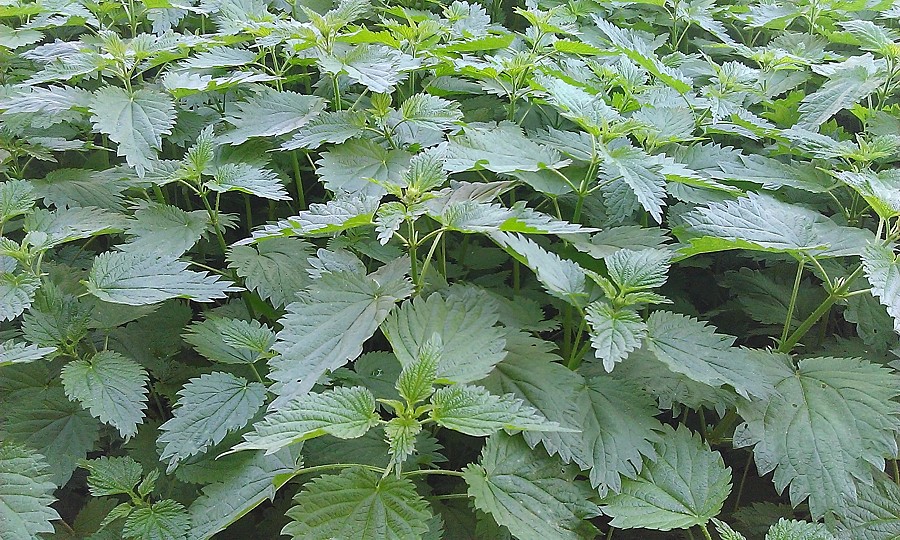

158,372,267,470
586,301,647,372
61,350,149,439
862,244,900,335
227,238,314,308
183,317,275,365
0,339,56,367
833,472,900,540
80,456,143,497
86,250,241,306
217,89,327,145
442,121,571,174
123,499,189,540
206,162,290,201
282,466,432,540
428,384,565,437
0,442,60,540
396,333,442,405
233,386,380,454
600,424,732,531
734,357,900,518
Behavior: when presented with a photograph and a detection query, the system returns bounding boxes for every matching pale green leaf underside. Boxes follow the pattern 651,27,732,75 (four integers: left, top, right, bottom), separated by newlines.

586,302,647,372
0,442,60,540
0,339,56,367
429,384,563,436
862,244,900,335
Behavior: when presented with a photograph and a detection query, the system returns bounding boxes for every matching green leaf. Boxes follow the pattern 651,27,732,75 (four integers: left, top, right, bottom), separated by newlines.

491,232,587,305
833,473,900,540
86,250,240,305
227,238,314,308
605,248,671,292
158,372,267,470
89,86,176,177
798,65,883,130
233,386,380,454
247,194,380,241
399,93,463,132
585,302,647,372
734,357,900,518
385,415,422,466
396,333,441,404
835,170,900,221
429,384,562,436
123,202,208,256
600,142,668,223
600,424,732,531
0,442,60,540
218,89,327,145
713,519,748,540
464,432,600,540
206,163,290,201
187,449,297,540
1,386,100,486
318,44,419,93
862,244,900,335
123,499,189,540
268,261,411,406
24,206,125,246
382,288,506,384
61,350,149,439
443,121,570,174
0,272,39,322
677,192,876,259
0,339,56,367
645,311,791,399
183,317,275,364
316,139,411,196
0,179,36,223
481,337,663,494
281,110,367,151
766,519,834,540
80,456,143,496
283,466,431,539
32,168,128,212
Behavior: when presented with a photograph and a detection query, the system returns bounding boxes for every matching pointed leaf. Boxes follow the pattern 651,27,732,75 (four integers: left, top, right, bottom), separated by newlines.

834,473,900,540
123,202,208,256
443,121,570,174
227,238,314,308
429,384,563,436
0,272,39,322
218,89,326,145
80,456,143,497
586,302,647,372
183,317,275,365
862,244,900,334
123,499,189,540
396,333,441,404
316,139,411,196
0,443,60,540
0,339,56,367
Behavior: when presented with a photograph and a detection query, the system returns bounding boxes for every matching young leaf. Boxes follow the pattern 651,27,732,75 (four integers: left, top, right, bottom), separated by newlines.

0,442,60,540
86,250,240,305
187,449,297,540
233,386,380,454
396,333,442,404
605,248,671,292
713,519,747,540
382,288,506,384
442,121,570,174
158,372,267,470
282,466,432,540
80,456,143,496
0,272,39,322
123,499,189,540
268,262,411,407
491,232,587,305
734,357,900,518
89,86,176,176
600,424,732,531
61,350,150,439
463,432,601,540
428,384,563,437
586,302,647,372
206,163,290,201
217,89,327,145
766,519,834,540
862,244,900,334
227,238,314,308
0,339,56,367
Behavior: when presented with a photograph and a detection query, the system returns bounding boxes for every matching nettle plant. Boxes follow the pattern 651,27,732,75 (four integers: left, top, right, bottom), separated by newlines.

2,0,900,538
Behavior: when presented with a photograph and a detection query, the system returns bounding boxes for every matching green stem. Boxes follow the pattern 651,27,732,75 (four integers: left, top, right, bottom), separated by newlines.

249,363,264,384
778,264,864,353
199,192,228,255
332,75,342,111
708,409,738,444
404,469,465,478
606,526,614,540
780,259,805,346
567,316,587,369
291,151,306,209
700,524,714,540
407,220,419,288
734,452,753,511
417,230,444,289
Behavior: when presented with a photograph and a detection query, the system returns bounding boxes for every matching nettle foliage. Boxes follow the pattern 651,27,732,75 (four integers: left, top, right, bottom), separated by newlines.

3,0,900,538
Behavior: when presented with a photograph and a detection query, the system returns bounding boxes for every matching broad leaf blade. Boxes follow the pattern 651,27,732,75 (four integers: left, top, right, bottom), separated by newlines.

0,442,60,540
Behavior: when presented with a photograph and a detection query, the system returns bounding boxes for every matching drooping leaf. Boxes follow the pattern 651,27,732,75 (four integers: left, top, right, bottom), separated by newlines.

205,163,290,201
158,372,267,470
586,302,647,372
281,110,367,151
282,466,432,540
428,384,562,436
733,357,900,518
442,121,570,174
645,311,793,399
188,449,297,540
862,244,900,335
316,139,411,196
122,202,209,256
0,442,60,540
60,350,149,439
600,424,732,531
227,238,314,308
491,232,587,305
797,65,883,130
246,194,380,241
382,288,506,384
463,432,600,540
0,339,56,367
218,89,327,145
80,456,143,497
232,386,380,454
87,250,240,305
89,86,176,176
600,142,668,223
267,259,411,407
183,317,275,364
